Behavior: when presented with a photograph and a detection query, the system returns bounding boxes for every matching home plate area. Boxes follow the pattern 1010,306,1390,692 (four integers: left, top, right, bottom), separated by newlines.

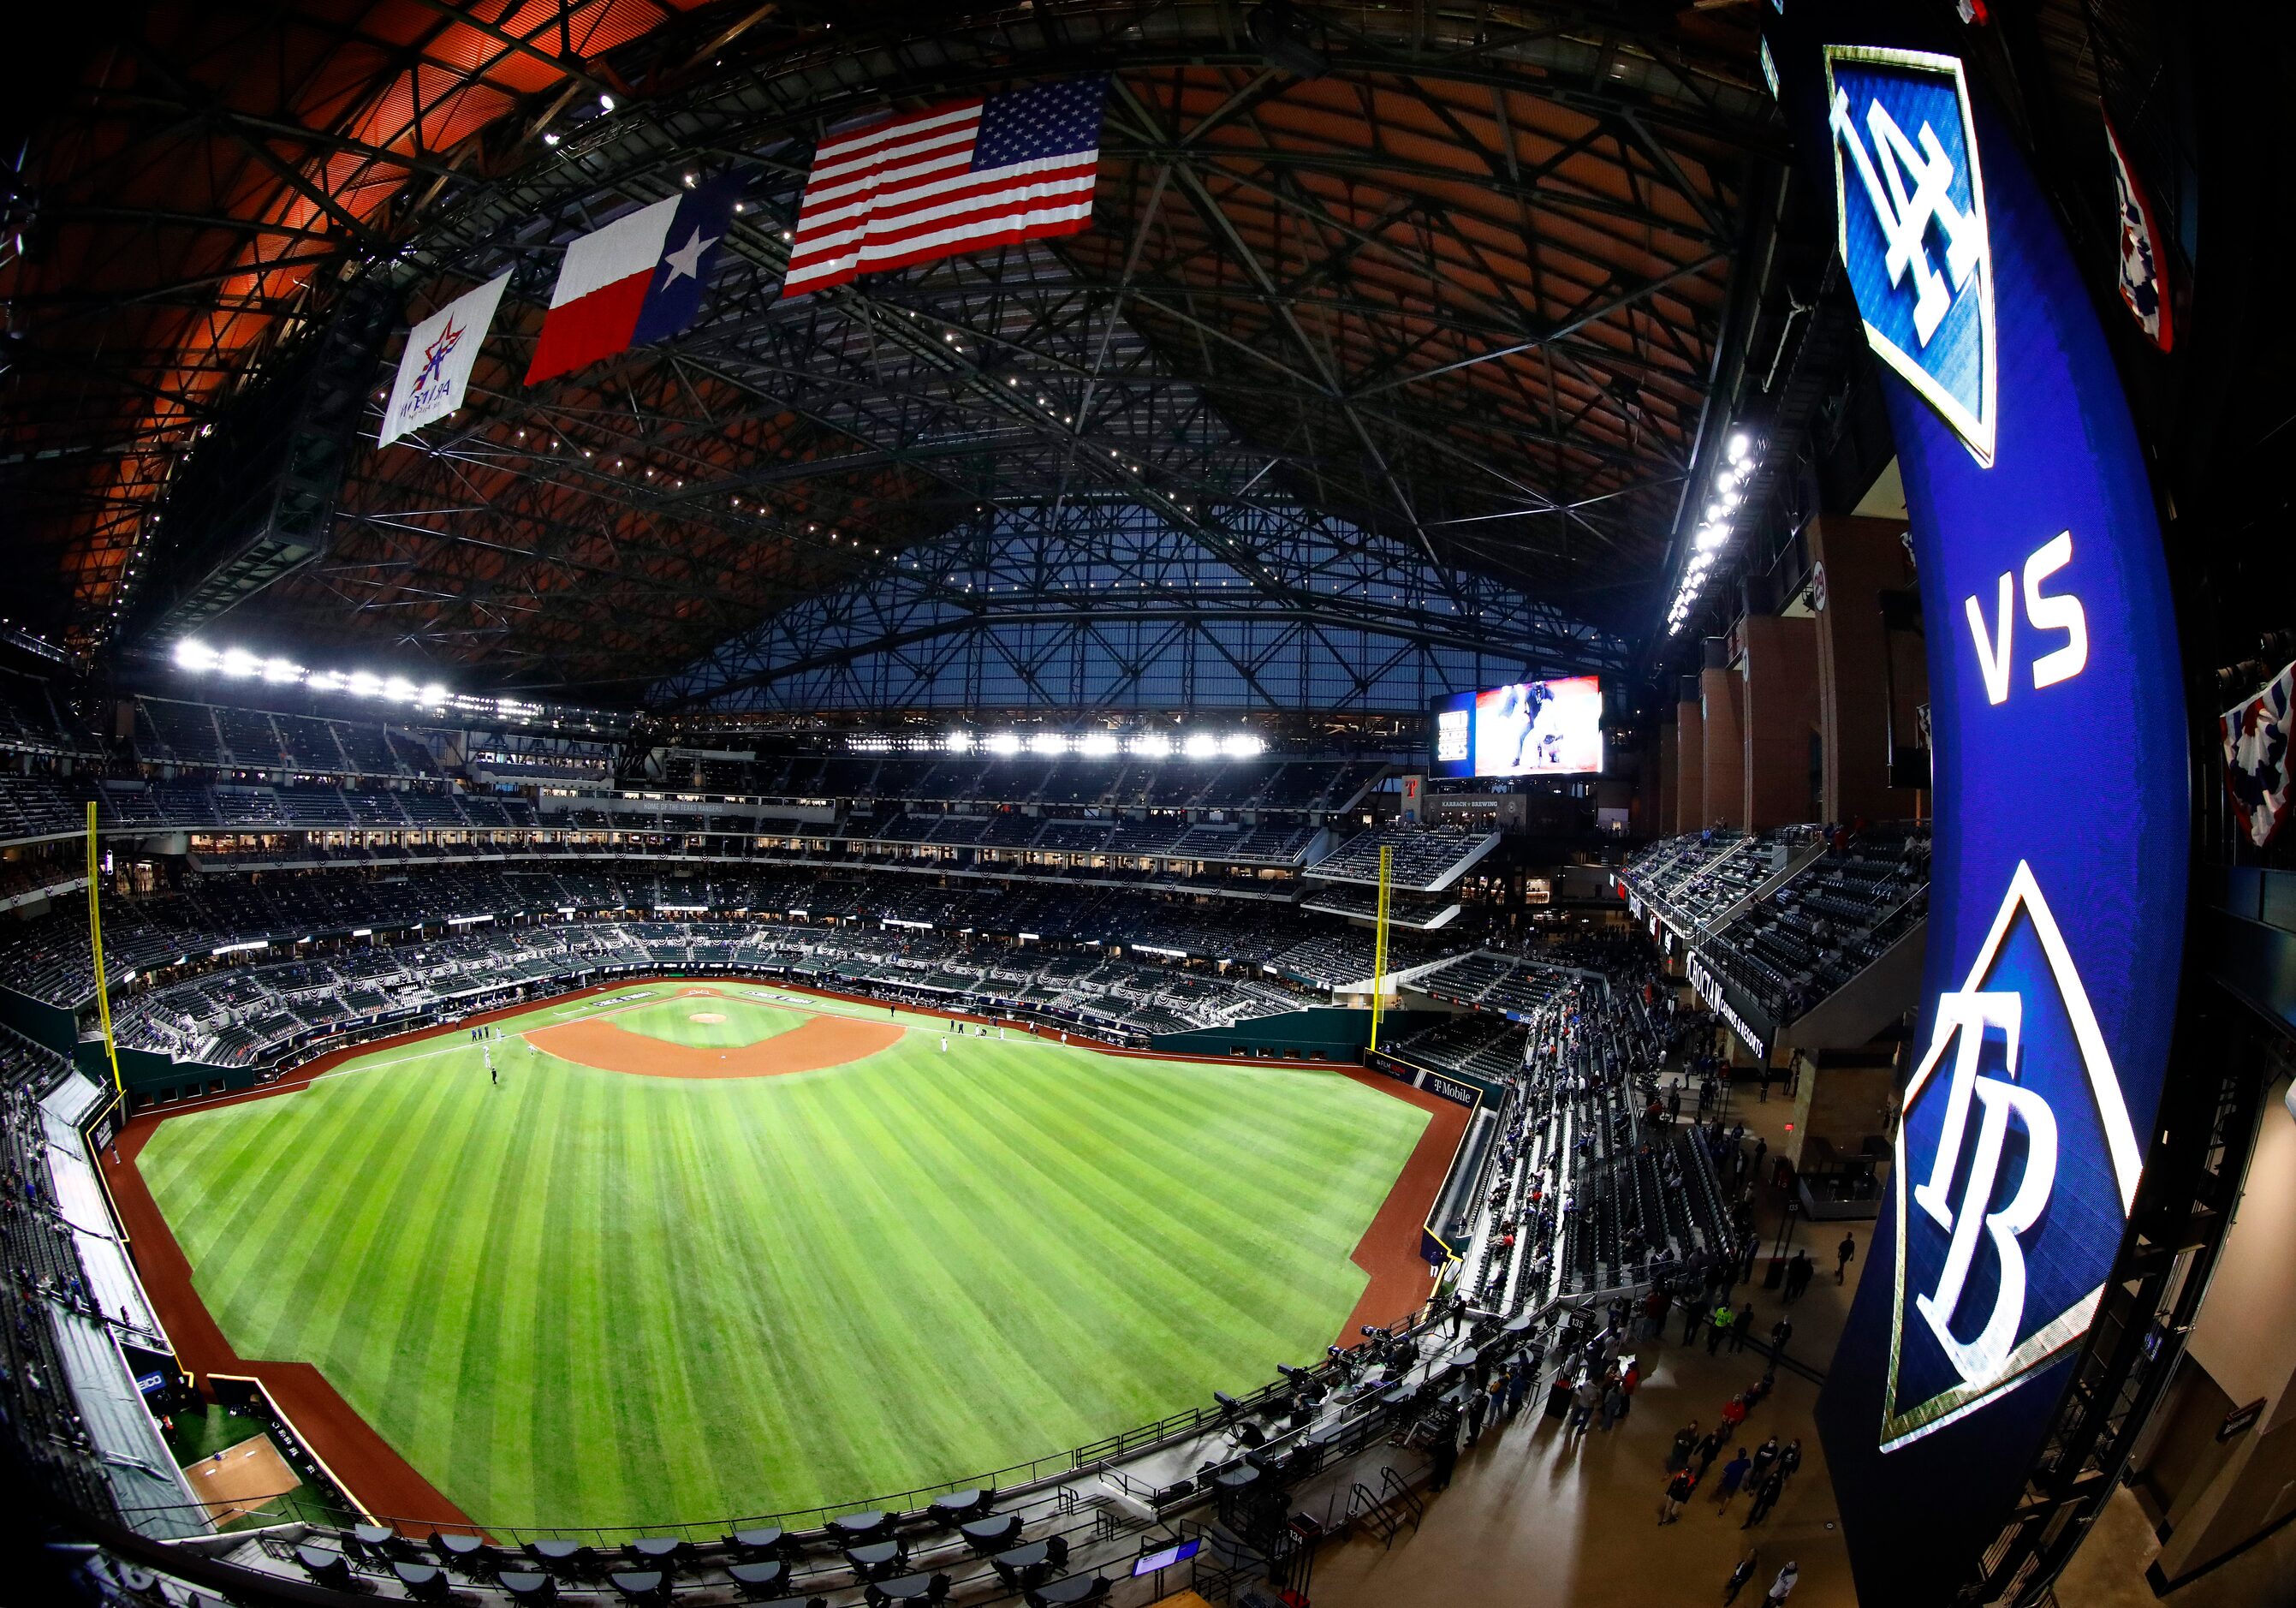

521,989,901,1079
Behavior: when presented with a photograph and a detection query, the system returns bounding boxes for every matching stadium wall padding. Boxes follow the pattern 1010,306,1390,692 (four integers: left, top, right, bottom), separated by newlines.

1146,1005,1445,1061
0,983,80,1059
73,1039,248,1099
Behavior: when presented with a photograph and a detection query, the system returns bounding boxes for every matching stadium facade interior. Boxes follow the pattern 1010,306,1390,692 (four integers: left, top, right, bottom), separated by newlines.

1,4,2292,1607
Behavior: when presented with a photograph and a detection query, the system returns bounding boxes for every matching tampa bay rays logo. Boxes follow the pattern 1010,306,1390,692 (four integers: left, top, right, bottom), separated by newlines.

1880,862,2142,1452
412,315,465,393
1824,45,1997,468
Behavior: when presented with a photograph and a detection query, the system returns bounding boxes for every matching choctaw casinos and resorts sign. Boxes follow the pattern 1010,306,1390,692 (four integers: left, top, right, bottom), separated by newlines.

1764,10,2189,1605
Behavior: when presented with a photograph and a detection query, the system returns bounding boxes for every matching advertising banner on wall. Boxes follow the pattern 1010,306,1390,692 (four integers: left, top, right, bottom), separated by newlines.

1763,7,2190,1605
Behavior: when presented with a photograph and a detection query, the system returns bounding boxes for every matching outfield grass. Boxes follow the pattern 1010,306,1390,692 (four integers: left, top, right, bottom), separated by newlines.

138,984,1428,1529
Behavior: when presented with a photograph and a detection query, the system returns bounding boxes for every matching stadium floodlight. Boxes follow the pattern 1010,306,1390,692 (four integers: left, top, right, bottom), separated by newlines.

1128,733,1172,759
1715,468,1736,493
1696,527,1728,552
1221,733,1264,758
309,670,342,692
261,656,299,682
1182,733,1219,759
218,646,261,677
172,640,219,671
383,676,419,702
1028,732,1068,756
1728,431,1752,462
986,732,1022,756
943,730,975,753
1078,732,1119,758
346,671,381,697
419,682,448,706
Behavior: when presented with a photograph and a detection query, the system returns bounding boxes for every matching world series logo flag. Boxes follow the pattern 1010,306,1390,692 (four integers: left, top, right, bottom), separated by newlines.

782,76,1109,299
378,271,511,447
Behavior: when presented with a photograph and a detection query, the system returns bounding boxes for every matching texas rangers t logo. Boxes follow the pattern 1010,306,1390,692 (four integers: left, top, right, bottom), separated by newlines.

1825,45,1997,467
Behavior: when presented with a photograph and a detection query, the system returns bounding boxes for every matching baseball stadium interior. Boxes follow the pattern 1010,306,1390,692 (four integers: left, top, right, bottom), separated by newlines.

1,4,2293,1607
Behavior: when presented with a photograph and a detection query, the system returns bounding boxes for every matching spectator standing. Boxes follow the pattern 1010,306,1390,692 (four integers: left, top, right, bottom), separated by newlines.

1724,1554,1759,1605
1711,1447,1752,1509
1428,1418,1459,1492
1643,1283,1670,1339
1568,1374,1600,1436
1601,1378,1628,1432
1747,1436,1781,1489
1708,1298,1734,1355
1682,1293,1710,1345
1668,1420,1700,1474
1770,1317,1794,1361
1764,1562,1799,1605
1465,1384,1489,1446
1743,1466,1788,1528
1695,1425,1727,1480
1661,1467,1696,1524
1730,1301,1756,1354
1836,1231,1858,1283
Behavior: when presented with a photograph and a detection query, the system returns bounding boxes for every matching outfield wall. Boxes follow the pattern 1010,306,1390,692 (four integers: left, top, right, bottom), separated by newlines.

0,980,79,1058
1145,1004,1449,1062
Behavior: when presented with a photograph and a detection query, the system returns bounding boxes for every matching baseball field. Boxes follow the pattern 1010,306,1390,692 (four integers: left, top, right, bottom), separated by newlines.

131,983,1433,1531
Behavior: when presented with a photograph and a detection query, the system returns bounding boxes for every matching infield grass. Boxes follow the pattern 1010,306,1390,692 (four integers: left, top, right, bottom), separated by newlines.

137,983,1428,1529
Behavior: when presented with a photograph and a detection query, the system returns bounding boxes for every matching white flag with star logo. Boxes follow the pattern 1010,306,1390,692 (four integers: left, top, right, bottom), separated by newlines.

379,271,510,446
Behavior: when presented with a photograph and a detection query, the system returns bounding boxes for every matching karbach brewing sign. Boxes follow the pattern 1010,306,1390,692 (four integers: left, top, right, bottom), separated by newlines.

1764,11,2189,1605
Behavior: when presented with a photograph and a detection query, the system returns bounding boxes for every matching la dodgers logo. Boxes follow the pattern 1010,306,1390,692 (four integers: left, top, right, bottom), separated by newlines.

1880,862,2142,1452
1824,46,1997,467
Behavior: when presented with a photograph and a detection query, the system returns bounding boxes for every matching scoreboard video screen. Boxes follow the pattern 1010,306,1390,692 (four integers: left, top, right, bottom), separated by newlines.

1431,676,1603,778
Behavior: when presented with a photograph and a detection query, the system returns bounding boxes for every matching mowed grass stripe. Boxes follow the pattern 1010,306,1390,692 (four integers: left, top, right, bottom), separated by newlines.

140,989,1429,1528
378,1066,532,1480
518,1056,613,1523
804,1074,1068,1492
858,1059,1218,1456
949,1053,1375,1355
447,1062,557,1522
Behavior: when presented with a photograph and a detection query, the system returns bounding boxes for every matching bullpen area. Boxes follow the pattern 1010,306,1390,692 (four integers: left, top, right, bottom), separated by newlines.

122,982,1435,1532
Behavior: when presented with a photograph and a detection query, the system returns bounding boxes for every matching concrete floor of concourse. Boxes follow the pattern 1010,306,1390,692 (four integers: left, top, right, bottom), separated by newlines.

1315,1068,1863,1608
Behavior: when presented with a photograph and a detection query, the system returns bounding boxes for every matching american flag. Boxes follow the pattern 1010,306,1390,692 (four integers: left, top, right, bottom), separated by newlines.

782,76,1109,298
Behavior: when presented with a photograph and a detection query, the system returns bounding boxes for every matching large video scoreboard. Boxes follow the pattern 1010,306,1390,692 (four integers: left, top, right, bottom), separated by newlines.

1761,6,2190,1605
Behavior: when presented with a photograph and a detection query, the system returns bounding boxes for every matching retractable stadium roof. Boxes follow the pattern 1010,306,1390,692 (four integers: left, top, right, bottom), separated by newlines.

0,1,1781,700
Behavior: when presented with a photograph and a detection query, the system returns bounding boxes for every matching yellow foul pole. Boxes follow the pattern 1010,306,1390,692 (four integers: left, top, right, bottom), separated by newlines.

86,802,123,1102
1370,843,1392,1051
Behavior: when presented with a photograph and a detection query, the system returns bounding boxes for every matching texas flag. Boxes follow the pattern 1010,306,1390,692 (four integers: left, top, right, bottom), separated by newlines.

525,175,743,385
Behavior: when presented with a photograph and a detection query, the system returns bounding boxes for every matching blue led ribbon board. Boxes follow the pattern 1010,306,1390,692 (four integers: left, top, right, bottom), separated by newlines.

1764,9,2189,1605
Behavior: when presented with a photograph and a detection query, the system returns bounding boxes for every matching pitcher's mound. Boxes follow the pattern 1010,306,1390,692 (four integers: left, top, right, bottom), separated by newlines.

526,1012,901,1080
688,1012,727,1023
